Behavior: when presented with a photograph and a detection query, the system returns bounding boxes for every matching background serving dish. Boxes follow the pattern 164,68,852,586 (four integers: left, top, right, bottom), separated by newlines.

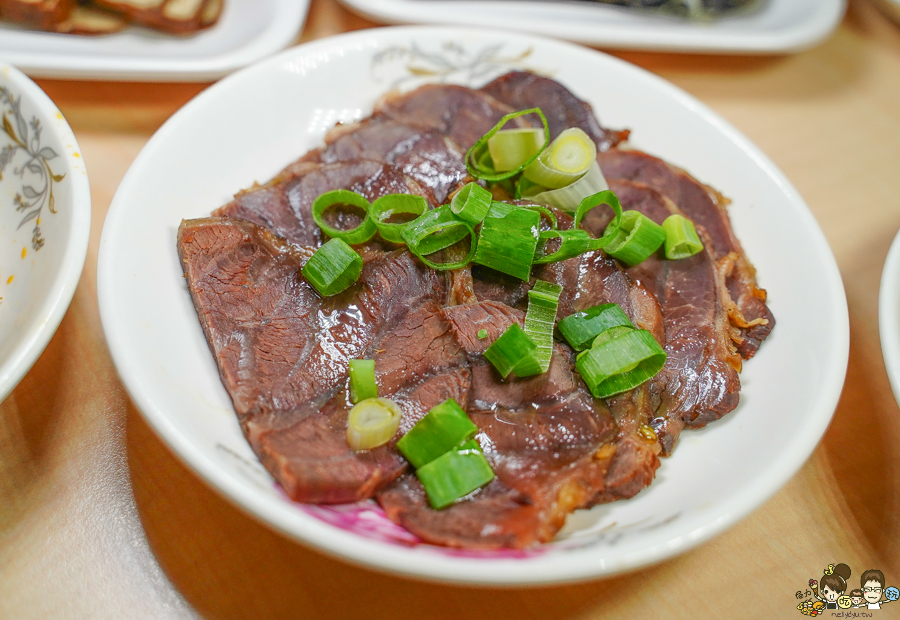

97,25,848,585
337,0,845,54
0,0,310,81
0,62,91,402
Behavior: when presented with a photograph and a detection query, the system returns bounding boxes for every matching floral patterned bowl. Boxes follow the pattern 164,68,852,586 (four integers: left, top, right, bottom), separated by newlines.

0,63,90,401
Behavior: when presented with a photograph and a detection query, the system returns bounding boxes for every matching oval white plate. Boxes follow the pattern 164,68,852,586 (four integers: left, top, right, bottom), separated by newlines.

879,230,900,405
0,63,91,401
338,0,845,54
98,26,848,585
0,0,309,81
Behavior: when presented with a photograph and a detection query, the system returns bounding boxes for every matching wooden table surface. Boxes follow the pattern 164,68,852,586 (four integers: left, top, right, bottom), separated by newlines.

2,0,899,617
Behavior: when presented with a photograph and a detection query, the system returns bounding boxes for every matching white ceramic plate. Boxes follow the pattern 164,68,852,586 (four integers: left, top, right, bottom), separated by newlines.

338,0,845,54
0,0,309,81
98,26,849,585
0,63,91,401
879,230,900,405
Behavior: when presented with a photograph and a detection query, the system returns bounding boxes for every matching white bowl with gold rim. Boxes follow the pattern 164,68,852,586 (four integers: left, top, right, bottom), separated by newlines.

0,62,91,401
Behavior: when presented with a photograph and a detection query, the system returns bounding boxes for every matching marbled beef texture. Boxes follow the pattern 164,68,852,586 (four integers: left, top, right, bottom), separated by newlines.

579,179,742,455
178,217,469,503
379,301,640,548
598,149,774,359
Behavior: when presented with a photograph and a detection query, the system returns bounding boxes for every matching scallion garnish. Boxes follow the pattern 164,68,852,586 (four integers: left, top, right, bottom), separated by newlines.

483,323,542,378
575,329,666,399
604,210,667,266
301,238,363,297
473,202,540,281
402,206,476,270
450,182,492,225
523,128,597,189
370,193,427,244
397,398,479,468
663,214,704,260
533,229,593,264
466,108,549,182
488,128,546,172
573,190,624,251
477,329,488,339
558,303,635,351
346,397,402,451
348,359,377,404
524,280,563,372
416,439,494,510
520,161,609,213
519,204,558,230
311,189,377,245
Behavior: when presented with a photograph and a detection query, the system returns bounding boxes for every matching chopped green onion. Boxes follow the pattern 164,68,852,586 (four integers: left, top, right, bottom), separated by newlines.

488,128,546,172
396,399,478,469
348,359,377,404
301,238,363,297
663,214,704,260
524,280,563,372
605,210,667,266
533,229,593,264
573,190,623,251
473,202,540,281
477,329,488,339
518,204,558,230
590,325,635,349
575,329,667,399
346,397,402,451
450,182,492,225
402,206,476,270
370,194,427,244
483,323,542,378
521,161,609,213
466,108,550,182
311,189,377,245
523,128,597,189
515,175,546,200
558,303,635,351
416,439,494,510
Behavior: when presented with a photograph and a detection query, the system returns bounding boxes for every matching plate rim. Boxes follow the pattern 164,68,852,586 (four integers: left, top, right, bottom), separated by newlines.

0,0,310,82
336,0,846,54
879,229,900,405
0,62,92,401
98,25,850,585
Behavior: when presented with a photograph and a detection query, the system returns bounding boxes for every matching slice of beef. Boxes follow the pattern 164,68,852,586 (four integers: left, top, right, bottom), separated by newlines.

214,160,434,248
480,71,630,150
583,179,742,455
374,83,524,150
178,217,460,503
598,149,774,358
317,118,469,205
379,301,623,548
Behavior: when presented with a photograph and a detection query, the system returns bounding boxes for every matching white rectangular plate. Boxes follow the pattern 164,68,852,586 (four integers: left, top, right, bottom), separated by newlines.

0,0,310,81
338,0,845,54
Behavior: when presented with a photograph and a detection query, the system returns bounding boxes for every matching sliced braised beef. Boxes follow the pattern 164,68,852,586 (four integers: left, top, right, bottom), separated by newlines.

581,179,742,454
480,71,630,149
178,217,466,503
214,160,433,249
379,301,619,548
598,149,774,359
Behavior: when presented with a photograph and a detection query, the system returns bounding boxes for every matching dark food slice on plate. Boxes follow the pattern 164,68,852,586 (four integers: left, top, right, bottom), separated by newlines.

0,0,75,30
91,0,220,34
177,71,773,548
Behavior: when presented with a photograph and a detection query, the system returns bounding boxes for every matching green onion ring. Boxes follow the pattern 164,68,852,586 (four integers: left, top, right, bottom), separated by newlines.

533,229,594,264
397,398,478,469
369,194,428,244
450,182,492,225
483,323,542,378
473,202,541,281
524,280,563,372
416,439,494,510
573,190,623,251
605,210,667,266
662,214,704,260
558,303,635,351
348,359,378,404
301,238,363,297
311,189,377,245
465,108,550,183
487,128,546,173
575,329,667,399
402,206,476,271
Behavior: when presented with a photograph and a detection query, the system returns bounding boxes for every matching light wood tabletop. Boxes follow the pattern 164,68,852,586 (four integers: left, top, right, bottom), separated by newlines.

1,0,899,617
